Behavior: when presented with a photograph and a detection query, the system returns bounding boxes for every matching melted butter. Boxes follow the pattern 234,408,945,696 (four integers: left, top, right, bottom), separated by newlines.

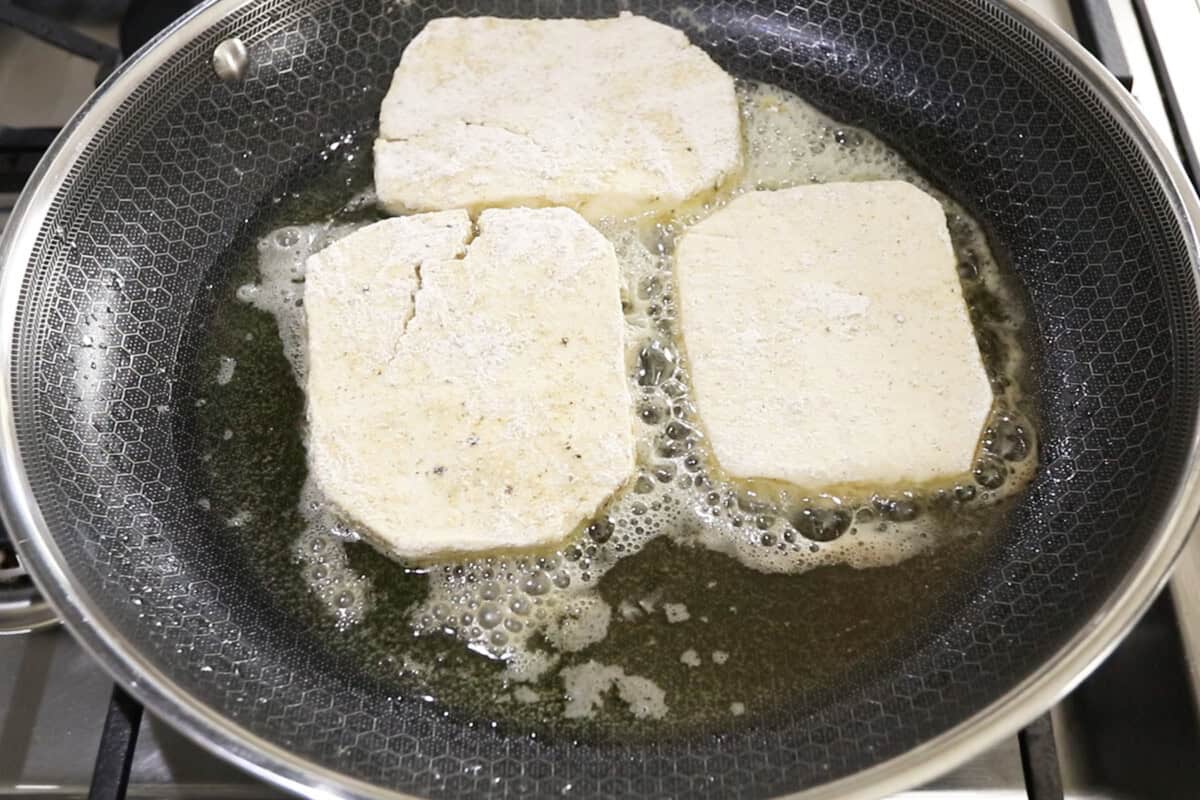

207,79,1039,732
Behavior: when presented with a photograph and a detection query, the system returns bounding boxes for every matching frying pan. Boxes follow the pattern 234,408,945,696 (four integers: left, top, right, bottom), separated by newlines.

2,0,1199,798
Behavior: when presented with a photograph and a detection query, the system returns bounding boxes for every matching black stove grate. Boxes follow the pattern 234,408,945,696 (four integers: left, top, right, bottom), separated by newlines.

0,2,120,82
88,687,143,800
0,4,121,194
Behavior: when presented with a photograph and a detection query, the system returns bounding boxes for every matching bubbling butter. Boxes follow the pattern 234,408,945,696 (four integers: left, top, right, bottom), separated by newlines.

236,80,1037,705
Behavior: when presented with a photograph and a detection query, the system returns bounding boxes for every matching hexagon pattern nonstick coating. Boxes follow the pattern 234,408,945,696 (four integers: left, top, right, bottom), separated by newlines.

9,0,1199,796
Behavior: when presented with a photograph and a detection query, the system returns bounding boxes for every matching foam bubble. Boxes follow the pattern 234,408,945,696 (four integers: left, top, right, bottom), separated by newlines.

560,660,668,720
216,355,237,385
237,221,361,383
293,480,372,630
513,686,540,704
663,603,690,623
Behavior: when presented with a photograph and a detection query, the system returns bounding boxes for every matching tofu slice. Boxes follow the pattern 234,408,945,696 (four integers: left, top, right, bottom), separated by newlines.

674,181,994,488
305,208,635,558
374,13,742,222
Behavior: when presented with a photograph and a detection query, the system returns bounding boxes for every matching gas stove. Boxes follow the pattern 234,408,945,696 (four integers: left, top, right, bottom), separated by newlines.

2,1,1200,798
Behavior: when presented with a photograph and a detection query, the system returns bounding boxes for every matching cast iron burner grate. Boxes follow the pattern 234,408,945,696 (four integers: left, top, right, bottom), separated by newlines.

0,544,56,634
0,539,30,587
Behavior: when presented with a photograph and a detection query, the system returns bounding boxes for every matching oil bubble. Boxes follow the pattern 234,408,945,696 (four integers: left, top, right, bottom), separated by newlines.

974,458,1007,489
586,518,615,544
792,507,851,542
522,572,553,596
479,604,502,629
636,340,677,386
638,403,663,424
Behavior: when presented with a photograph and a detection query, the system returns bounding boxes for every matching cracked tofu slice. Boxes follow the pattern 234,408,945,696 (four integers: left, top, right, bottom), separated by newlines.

374,13,742,222
674,181,994,488
304,207,635,558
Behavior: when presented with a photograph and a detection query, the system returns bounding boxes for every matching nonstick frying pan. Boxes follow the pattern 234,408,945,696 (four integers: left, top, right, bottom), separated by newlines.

3,1,1200,798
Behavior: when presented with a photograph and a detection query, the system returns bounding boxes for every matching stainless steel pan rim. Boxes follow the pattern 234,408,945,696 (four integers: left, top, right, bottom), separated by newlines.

1,1,1198,798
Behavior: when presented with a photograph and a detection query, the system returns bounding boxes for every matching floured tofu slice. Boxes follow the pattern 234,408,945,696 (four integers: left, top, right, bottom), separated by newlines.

374,13,741,222
674,181,994,488
304,207,635,558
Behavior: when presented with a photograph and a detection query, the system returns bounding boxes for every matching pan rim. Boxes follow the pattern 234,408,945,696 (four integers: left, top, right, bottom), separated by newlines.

1,1,1198,798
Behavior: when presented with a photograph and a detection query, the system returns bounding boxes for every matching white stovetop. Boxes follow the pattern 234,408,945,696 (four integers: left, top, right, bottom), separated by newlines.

1021,0,1077,35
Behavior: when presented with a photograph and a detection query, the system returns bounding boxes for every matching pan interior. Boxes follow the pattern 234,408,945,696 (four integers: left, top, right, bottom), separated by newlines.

6,0,1198,797
193,76,1039,742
